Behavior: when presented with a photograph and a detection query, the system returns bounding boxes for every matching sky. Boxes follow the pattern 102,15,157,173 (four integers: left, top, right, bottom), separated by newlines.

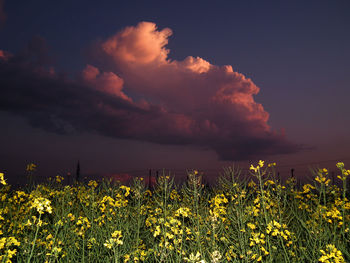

1,0,350,185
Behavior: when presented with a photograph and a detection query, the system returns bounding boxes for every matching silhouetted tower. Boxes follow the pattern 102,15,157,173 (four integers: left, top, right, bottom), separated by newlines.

76,161,80,183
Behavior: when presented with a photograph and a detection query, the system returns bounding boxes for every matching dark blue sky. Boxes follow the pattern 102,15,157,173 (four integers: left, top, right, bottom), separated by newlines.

1,0,350,183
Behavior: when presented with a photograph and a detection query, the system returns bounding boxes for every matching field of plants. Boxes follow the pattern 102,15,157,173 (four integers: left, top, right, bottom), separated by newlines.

0,161,349,262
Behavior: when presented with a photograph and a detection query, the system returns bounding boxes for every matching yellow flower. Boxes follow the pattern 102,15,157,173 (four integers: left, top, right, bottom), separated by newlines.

8,237,20,247
319,244,344,263
31,197,52,214
26,163,37,171
56,175,64,183
104,239,113,249
175,207,191,217
211,250,222,263
87,238,97,249
111,230,122,239
250,165,259,173
336,162,345,169
153,225,161,237
247,223,256,230
88,180,98,188
46,246,62,257
258,160,264,168
315,169,331,186
55,220,64,227
120,185,131,197
248,180,257,188
249,232,266,246
104,230,123,249
268,162,277,167
0,173,6,185
250,160,265,173
336,162,349,181
184,251,203,263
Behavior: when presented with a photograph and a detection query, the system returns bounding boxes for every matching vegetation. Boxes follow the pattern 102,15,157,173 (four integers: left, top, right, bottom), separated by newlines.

0,161,349,262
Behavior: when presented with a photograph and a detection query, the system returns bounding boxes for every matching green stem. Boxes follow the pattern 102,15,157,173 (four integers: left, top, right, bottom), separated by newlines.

114,246,119,263
82,236,85,263
27,213,42,263
236,203,247,260
341,178,347,238
136,195,141,250
257,169,272,262
194,181,203,257
279,235,290,263
48,222,61,263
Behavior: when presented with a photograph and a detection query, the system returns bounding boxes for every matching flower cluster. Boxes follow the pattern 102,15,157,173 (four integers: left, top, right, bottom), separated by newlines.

266,220,292,246
75,216,91,237
319,244,345,263
104,230,123,249
336,162,350,181
26,163,37,171
250,160,265,173
0,173,6,185
30,197,52,214
209,194,228,222
184,251,206,263
0,237,20,262
0,161,348,262
315,168,331,186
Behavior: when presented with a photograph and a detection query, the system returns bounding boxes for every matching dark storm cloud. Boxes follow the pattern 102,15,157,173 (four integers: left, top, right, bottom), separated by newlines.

0,50,201,144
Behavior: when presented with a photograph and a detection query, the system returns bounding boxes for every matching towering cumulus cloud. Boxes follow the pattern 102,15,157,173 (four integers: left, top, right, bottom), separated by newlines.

0,22,299,160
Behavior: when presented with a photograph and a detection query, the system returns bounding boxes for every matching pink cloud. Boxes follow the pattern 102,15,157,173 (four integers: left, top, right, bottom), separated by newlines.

0,24,301,160
81,64,131,101
91,23,265,126
87,21,298,159
102,21,172,65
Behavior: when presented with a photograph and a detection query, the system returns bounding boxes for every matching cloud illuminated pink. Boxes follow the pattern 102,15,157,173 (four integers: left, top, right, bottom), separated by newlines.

88,21,296,159
0,22,301,160
82,64,131,101
102,22,172,65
